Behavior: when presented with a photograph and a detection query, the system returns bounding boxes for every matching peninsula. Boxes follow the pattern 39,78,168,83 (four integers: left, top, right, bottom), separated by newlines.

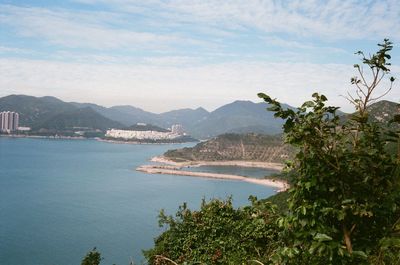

136,133,291,191
137,156,288,191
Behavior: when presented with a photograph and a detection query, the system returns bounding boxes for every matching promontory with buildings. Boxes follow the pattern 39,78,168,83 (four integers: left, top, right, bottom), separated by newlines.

105,123,197,143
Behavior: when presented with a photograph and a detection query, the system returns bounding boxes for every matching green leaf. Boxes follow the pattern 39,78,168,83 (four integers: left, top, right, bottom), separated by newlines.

302,101,315,108
352,251,368,259
314,233,332,242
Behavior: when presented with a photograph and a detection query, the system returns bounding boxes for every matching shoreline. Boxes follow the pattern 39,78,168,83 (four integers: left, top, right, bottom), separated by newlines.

97,139,196,145
137,156,289,192
0,135,196,145
0,134,86,140
151,156,285,170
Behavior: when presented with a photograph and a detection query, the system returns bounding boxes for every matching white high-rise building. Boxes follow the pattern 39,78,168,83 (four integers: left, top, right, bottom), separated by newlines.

0,111,19,132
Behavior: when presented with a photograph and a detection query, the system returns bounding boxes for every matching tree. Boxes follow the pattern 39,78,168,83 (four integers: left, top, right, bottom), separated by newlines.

81,247,102,265
144,40,399,265
258,39,400,264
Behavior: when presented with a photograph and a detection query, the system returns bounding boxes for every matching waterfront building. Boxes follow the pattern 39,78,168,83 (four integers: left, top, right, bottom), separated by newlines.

17,126,31,131
105,128,181,140
171,124,185,135
0,111,19,132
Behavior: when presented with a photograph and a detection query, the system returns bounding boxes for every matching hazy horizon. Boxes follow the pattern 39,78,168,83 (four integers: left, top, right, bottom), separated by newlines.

1,0,399,112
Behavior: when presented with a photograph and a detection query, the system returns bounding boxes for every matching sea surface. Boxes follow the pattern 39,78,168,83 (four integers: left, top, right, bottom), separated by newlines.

0,137,276,265
185,165,279,179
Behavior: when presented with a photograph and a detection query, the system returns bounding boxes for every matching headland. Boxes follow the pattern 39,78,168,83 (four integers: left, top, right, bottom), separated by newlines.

137,156,288,192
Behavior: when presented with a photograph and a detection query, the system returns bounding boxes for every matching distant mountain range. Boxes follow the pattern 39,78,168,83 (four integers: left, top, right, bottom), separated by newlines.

0,94,288,138
0,94,398,138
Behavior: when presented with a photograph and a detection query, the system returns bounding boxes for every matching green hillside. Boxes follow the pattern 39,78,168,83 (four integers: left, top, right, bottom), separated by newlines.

164,133,293,163
36,107,123,131
125,123,169,132
367,100,399,124
0,95,76,127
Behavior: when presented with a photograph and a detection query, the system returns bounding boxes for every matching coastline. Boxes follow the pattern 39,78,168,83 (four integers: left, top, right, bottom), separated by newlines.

151,156,285,170
0,134,86,140
97,139,195,145
137,156,289,192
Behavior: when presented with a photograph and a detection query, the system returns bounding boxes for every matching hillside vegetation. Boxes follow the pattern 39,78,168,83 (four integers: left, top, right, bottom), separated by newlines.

35,107,123,131
144,40,400,265
164,133,293,163
124,123,169,132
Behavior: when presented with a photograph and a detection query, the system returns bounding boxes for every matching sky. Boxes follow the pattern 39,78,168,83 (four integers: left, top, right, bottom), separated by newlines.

0,0,399,113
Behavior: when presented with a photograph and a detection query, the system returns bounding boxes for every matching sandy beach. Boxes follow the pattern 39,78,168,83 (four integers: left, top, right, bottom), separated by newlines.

137,156,289,192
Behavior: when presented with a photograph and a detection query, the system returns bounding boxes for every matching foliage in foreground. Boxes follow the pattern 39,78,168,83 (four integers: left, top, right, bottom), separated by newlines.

81,247,102,265
145,40,400,265
143,197,280,264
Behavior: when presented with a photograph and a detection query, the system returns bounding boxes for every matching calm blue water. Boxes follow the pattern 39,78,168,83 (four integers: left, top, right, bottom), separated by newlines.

0,137,276,265
185,165,278,179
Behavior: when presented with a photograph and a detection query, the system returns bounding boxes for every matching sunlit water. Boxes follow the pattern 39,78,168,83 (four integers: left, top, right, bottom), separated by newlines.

0,137,276,265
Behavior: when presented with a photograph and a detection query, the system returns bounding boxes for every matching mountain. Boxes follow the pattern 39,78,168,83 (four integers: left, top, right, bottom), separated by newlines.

11,94,395,139
0,95,123,132
70,102,150,126
72,100,290,138
164,133,293,163
367,100,399,123
0,95,76,127
188,101,289,139
35,107,124,131
73,101,290,138
110,105,161,125
340,100,399,127
159,107,210,129
125,123,169,132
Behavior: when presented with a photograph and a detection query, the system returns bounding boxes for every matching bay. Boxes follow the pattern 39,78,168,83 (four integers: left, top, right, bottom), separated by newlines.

0,137,275,265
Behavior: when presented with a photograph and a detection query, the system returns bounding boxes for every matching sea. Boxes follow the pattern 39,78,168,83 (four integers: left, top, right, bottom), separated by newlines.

0,137,276,265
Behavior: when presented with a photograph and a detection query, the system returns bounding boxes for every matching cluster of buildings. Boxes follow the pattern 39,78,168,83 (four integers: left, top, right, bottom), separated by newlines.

0,111,19,132
171,124,185,135
105,124,186,141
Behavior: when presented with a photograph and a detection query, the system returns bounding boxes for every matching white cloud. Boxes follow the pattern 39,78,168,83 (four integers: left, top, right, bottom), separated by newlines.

262,36,346,54
74,0,400,41
1,1,398,114
0,5,186,50
0,46,25,53
1,57,398,112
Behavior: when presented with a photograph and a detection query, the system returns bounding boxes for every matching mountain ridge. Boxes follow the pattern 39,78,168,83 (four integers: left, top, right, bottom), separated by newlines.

2,94,396,138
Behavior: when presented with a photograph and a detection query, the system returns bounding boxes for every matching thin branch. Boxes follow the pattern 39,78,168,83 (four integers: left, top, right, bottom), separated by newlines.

374,71,386,88
248,260,265,265
355,82,367,97
155,255,179,265
340,94,357,107
345,92,357,104
357,66,369,88
370,83,393,102
356,89,363,101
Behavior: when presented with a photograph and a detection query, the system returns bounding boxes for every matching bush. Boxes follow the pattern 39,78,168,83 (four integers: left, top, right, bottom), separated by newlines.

144,197,280,264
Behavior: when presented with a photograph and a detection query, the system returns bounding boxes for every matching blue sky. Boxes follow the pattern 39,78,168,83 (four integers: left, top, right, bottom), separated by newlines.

0,0,399,112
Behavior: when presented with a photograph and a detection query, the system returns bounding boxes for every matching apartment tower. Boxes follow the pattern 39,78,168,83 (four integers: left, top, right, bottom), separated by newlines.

0,111,19,132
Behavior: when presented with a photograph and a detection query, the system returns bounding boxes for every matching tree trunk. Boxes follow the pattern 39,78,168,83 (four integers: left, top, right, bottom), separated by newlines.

343,225,353,253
